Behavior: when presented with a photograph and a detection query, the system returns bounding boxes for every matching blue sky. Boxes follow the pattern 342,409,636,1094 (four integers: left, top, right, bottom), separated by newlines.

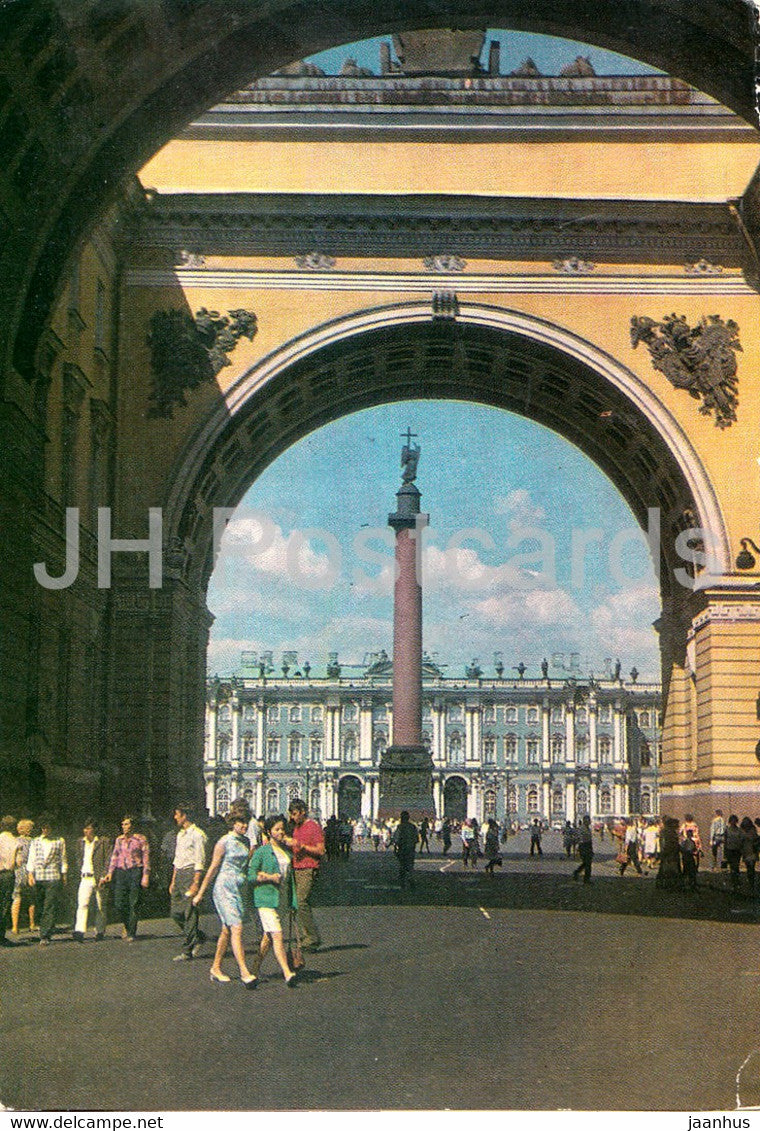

207,402,661,680
307,30,662,77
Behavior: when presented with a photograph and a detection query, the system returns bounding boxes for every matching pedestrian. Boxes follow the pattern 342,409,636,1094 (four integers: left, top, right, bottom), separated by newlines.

680,827,698,891
441,818,452,856
10,818,36,935
739,816,758,893
285,798,324,952
26,814,68,946
0,815,18,946
169,803,208,961
529,818,543,856
619,818,643,875
562,820,574,858
483,818,503,876
655,816,683,890
461,818,474,866
249,814,298,987
192,803,257,985
392,810,419,890
572,815,594,883
678,814,702,868
709,809,725,870
642,820,660,869
724,814,743,892
102,814,150,941
72,818,111,942
419,816,430,855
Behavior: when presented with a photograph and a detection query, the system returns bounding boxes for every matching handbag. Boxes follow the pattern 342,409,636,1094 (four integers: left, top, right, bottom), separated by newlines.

287,908,305,971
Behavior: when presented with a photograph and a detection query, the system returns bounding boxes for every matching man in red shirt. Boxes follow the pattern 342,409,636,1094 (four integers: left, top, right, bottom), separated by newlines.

285,798,324,951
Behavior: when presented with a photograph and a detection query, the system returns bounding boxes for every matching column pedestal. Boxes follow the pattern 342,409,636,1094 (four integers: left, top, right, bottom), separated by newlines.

378,745,435,820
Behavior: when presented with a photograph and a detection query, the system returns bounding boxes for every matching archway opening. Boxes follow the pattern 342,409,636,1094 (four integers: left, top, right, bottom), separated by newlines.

444,777,468,821
337,776,362,821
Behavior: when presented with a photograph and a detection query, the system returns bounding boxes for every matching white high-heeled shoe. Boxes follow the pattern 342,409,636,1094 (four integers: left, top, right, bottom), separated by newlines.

209,969,231,983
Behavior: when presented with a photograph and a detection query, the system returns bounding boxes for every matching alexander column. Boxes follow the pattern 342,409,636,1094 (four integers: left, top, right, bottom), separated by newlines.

378,429,435,818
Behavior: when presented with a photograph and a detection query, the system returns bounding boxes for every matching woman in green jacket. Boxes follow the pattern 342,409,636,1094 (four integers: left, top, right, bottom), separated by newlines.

248,814,298,986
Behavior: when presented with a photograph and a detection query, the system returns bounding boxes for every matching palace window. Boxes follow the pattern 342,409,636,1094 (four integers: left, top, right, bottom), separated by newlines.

640,739,651,767
288,783,301,804
342,731,358,762
576,707,587,726
507,785,518,813
289,706,302,723
373,732,387,761
526,738,539,764
598,736,612,764
551,705,564,724
552,787,564,814
311,706,322,723
599,704,612,724
448,731,464,765
218,705,231,723
551,734,565,761
215,786,230,816
343,703,357,722
449,703,463,722
309,735,322,763
600,787,612,814
576,788,588,815
639,710,651,728
242,736,256,762
266,785,279,812
506,706,518,724
267,706,280,724
505,735,518,761
266,736,280,763
243,705,255,721
527,706,539,725
484,789,497,817
243,788,253,806
641,788,652,815
527,786,539,813
483,705,496,724
576,737,589,765
217,738,230,763
483,735,496,763
288,734,302,762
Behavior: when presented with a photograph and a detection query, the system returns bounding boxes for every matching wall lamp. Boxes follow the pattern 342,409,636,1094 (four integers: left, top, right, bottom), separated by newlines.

736,538,760,570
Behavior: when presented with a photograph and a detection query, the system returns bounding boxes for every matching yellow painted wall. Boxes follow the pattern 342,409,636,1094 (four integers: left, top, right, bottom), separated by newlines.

140,136,760,201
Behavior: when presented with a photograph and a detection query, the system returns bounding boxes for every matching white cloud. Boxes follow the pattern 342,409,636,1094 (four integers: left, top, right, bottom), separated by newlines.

218,513,338,588
473,587,579,627
494,488,547,531
589,585,660,668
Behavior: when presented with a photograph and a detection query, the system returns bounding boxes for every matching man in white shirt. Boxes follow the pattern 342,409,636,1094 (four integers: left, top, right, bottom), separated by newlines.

169,804,207,961
0,815,18,946
73,819,111,942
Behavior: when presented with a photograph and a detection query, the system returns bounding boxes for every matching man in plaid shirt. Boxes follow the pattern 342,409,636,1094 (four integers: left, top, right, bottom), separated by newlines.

27,815,68,946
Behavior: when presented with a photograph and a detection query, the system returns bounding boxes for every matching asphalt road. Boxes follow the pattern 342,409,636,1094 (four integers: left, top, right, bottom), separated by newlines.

2,832,759,1112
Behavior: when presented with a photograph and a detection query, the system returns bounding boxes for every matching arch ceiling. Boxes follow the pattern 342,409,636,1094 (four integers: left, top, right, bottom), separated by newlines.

167,308,722,595
0,0,756,378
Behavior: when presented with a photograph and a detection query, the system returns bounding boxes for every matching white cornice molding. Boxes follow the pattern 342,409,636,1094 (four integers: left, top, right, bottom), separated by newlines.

126,267,757,295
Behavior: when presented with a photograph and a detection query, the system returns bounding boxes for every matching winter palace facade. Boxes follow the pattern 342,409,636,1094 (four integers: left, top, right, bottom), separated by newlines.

204,652,661,824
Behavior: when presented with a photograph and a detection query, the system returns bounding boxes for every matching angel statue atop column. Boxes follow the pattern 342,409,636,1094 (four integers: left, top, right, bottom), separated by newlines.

401,429,420,484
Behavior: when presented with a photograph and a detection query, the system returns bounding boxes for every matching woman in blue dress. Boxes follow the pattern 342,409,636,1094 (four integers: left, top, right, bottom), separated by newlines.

192,804,257,985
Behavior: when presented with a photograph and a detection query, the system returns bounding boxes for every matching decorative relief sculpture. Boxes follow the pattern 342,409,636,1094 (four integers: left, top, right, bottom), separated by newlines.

177,250,206,268
294,252,336,270
684,259,723,275
552,257,595,274
423,255,467,273
146,307,257,418
630,313,741,428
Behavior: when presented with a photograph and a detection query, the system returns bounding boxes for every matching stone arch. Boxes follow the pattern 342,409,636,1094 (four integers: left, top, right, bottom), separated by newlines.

166,301,729,591
0,1,755,379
